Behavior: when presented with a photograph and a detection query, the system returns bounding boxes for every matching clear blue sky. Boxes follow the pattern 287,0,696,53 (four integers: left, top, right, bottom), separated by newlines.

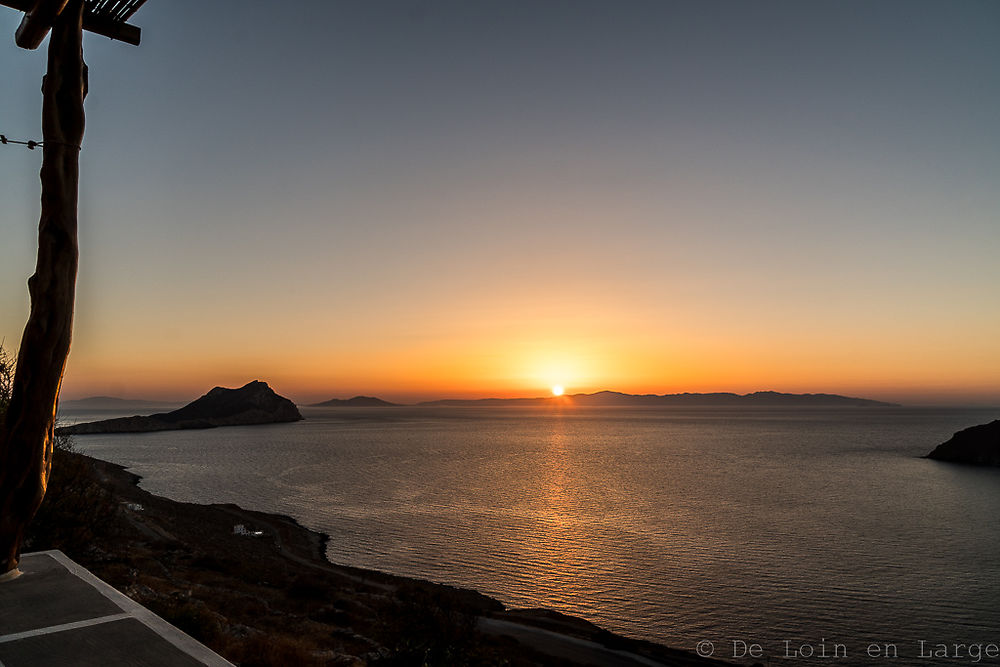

1,1,998,403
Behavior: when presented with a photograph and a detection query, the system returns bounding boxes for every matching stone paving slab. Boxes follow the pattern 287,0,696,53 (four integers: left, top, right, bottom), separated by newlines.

0,551,121,635
0,551,232,667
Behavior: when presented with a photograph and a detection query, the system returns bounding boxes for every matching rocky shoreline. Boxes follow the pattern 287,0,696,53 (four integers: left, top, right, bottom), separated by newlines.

925,419,1000,466
25,448,727,666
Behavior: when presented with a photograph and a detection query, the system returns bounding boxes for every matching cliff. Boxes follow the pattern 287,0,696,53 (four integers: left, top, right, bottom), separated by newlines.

926,420,1000,466
57,380,302,435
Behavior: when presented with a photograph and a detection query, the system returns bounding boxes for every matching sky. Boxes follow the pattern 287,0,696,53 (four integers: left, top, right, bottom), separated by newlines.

1,0,998,405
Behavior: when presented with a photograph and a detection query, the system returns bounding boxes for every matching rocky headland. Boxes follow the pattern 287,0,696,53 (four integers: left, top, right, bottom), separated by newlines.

57,380,302,435
926,419,1000,466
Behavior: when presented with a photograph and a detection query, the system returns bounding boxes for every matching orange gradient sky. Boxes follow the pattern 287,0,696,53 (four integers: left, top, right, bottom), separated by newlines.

2,2,998,405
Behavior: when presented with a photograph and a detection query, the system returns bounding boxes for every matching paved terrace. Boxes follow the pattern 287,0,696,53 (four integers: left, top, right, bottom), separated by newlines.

0,551,232,666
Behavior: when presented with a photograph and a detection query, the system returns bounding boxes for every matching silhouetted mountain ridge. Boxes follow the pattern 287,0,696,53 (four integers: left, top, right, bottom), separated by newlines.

62,396,166,408
420,391,898,407
57,381,302,435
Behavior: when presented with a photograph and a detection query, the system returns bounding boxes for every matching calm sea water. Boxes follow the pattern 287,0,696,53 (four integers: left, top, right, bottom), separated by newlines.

63,405,1000,665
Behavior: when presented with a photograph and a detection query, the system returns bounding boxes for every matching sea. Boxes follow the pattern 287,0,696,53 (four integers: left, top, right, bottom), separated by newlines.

59,404,1000,665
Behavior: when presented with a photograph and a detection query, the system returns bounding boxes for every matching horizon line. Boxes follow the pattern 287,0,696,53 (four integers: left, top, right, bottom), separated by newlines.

57,383,1000,409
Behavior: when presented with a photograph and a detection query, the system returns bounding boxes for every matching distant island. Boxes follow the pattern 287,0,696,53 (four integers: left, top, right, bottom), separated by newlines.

61,396,179,410
925,420,1000,466
309,396,400,407
57,380,302,435
420,390,899,408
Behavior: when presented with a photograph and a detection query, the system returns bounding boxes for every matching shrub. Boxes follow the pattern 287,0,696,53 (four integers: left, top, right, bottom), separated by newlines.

222,632,325,667
372,586,483,667
0,343,12,419
149,599,224,645
24,447,119,553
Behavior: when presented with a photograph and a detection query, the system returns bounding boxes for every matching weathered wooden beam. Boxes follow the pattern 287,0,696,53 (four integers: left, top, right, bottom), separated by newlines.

2,0,140,48
0,0,85,577
0,0,37,12
15,0,68,49
82,11,140,45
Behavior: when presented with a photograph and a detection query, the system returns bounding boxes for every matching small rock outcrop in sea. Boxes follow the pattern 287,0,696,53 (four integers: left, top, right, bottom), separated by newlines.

925,420,1000,466
310,396,399,407
58,380,303,435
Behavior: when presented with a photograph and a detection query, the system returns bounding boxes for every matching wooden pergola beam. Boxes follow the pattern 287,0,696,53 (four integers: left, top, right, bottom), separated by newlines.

15,0,68,49
0,0,141,48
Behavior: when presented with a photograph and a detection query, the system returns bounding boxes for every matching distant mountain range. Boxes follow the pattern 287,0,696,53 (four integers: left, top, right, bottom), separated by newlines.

309,396,400,407
419,391,899,407
61,396,176,410
65,389,900,411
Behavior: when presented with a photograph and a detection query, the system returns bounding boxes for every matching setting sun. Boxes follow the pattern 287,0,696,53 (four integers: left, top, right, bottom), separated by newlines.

551,385,565,396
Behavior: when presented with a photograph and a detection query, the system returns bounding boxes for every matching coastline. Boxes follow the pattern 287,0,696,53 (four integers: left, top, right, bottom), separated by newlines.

26,448,728,666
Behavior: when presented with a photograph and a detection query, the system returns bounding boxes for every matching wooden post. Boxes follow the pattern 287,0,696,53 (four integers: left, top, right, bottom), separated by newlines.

0,0,85,576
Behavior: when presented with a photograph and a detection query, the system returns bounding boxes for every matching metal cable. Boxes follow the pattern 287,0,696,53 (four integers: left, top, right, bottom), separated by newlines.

0,134,81,150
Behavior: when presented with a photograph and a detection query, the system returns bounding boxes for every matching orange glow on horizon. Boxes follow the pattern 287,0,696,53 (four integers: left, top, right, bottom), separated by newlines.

56,324,1000,406
53,275,1000,406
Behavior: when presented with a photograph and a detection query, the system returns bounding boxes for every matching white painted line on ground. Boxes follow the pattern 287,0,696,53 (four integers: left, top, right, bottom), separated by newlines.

0,613,130,644
25,551,235,667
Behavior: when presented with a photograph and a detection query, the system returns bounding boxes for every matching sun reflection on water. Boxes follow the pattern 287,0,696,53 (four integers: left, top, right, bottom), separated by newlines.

511,416,612,609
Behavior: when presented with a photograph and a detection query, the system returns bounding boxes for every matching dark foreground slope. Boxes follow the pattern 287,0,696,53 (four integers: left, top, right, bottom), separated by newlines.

26,448,728,667
58,380,302,435
926,420,1000,466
